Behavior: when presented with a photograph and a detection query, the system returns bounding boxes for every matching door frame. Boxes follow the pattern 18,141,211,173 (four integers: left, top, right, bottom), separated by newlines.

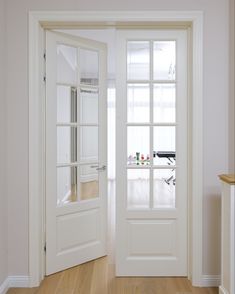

28,10,203,287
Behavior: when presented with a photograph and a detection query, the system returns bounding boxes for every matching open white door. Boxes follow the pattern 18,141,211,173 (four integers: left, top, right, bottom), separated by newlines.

116,30,188,276
45,31,107,275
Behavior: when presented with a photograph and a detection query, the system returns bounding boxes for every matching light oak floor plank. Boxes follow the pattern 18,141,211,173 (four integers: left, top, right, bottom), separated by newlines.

7,183,218,294
72,259,95,294
6,289,37,294
37,270,63,294
7,257,218,294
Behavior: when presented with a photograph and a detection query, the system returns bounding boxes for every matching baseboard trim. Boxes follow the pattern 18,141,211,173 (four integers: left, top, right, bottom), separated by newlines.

0,278,9,294
0,276,30,294
219,286,229,294
201,275,221,287
1,274,220,291
8,276,30,288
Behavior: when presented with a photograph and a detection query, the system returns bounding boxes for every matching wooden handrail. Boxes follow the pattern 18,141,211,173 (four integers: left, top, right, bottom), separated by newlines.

219,174,235,184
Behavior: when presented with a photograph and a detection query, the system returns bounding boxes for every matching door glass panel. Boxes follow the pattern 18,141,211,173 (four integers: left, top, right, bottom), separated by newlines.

153,84,176,123
128,169,149,208
127,127,150,166
57,86,77,123
80,49,99,85
80,88,98,124
80,164,99,200
57,44,77,85
153,41,176,80
153,169,175,208
153,126,175,166
80,126,98,162
127,84,150,123
57,127,77,164
57,166,78,206
127,41,150,80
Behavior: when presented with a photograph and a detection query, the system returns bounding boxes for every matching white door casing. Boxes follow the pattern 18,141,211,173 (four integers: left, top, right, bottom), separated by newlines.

46,31,107,275
116,29,188,276
28,11,203,287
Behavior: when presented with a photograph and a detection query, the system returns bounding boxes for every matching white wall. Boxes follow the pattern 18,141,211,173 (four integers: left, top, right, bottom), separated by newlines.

229,0,235,173
0,0,8,286
5,0,229,278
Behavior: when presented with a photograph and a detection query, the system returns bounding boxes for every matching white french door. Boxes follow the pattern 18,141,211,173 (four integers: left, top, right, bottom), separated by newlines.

116,30,188,276
45,31,107,275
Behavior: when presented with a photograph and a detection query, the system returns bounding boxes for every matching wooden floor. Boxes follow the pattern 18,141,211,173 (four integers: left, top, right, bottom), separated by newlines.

8,182,218,294
7,257,218,294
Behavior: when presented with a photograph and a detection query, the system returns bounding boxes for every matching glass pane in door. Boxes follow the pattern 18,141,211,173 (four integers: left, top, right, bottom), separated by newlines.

153,41,176,80
153,84,176,123
57,86,77,123
80,88,98,124
127,41,150,80
127,84,150,123
80,49,99,85
57,166,78,205
128,169,150,208
127,127,150,166
80,164,99,200
80,126,98,162
57,44,77,85
153,126,175,166
57,127,77,164
153,169,176,208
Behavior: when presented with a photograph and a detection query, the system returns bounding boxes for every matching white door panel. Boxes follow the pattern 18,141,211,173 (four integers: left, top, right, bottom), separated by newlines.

46,31,107,275
116,30,188,276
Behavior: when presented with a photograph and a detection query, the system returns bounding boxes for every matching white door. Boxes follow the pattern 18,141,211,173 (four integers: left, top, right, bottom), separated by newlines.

45,31,107,275
116,30,188,276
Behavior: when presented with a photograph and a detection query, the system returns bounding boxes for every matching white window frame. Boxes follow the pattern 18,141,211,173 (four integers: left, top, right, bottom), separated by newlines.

28,10,203,287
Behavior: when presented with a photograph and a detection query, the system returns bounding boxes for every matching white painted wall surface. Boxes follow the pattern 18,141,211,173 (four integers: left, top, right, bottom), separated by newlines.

229,0,235,174
5,0,229,277
0,0,8,286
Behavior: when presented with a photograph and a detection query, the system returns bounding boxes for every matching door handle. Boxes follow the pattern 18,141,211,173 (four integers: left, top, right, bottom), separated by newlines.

90,165,106,171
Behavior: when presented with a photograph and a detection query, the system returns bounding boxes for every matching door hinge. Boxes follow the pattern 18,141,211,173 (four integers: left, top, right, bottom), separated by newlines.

43,51,46,61
44,243,46,252
43,76,46,83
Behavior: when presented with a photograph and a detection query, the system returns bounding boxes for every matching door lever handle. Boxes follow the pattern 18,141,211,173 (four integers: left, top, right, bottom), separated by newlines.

96,165,106,171
91,165,106,171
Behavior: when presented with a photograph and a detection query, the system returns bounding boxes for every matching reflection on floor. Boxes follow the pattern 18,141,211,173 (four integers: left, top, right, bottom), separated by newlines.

81,180,98,200
58,181,99,204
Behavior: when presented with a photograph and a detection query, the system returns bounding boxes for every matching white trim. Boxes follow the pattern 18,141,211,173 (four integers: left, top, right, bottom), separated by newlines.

0,278,9,294
230,185,235,294
29,10,204,23
28,10,203,287
28,13,45,287
201,275,221,287
8,276,30,288
0,276,30,294
190,12,204,286
219,286,229,294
